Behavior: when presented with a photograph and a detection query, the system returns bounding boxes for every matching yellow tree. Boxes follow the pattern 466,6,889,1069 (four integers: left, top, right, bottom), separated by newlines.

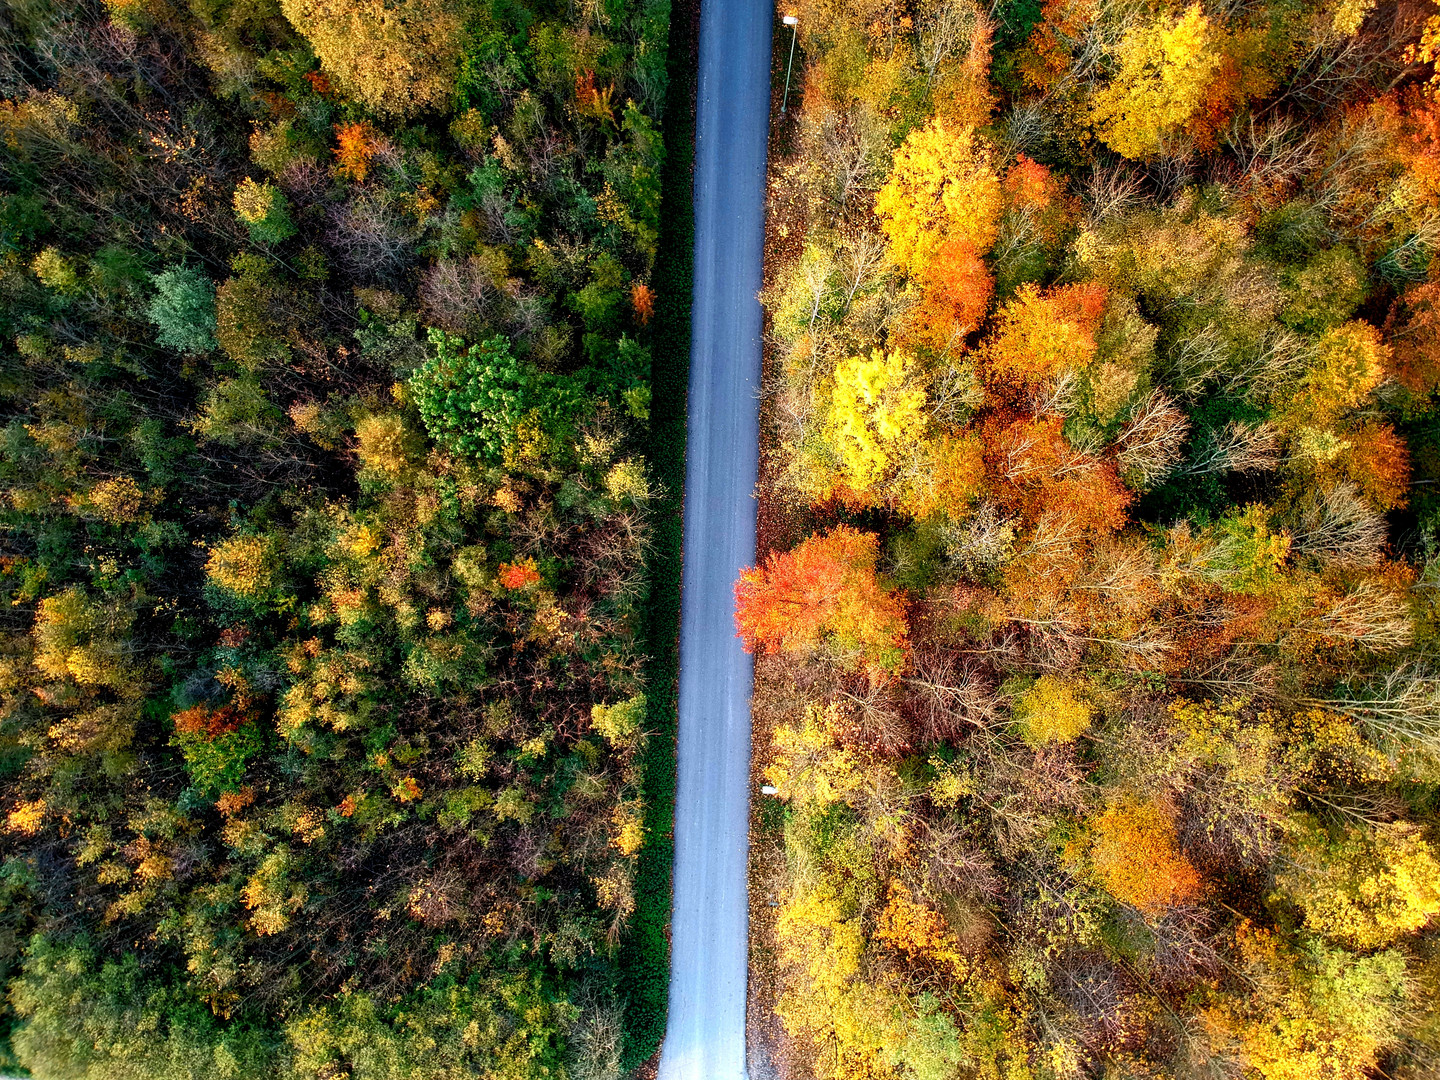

1014,675,1093,746
817,348,929,502
1206,923,1408,1080
280,0,464,118
1089,5,1221,160
1302,320,1389,421
1275,818,1440,949
874,118,1002,277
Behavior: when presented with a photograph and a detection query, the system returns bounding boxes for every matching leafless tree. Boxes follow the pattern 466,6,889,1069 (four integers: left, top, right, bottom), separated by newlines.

567,986,625,1080
1072,539,1160,619
917,818,1003,900
1223,112,1321,188
903,650,999,738
1160,323,1233,395
1306,664,1440,756
929,362,985,426
1116,390,1191,485
1149,905,1222,989
1179,420,1283,477
1287,483,1387,567
836,674,914,755
810,104,890,213
327,198,415,285
1221,328,1311,399
836,228,887,314
1292,578,1415,652
916,0,986,84
1277,3,1424,112
1084,162,1145,229
999,98,1057,160
420,256,501,334
1027,368,1084,417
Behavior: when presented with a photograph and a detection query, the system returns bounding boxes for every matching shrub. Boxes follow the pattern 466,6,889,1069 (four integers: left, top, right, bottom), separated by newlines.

147,267,217,355
10,937,276,1080
215,257,293,368
193,378,282,446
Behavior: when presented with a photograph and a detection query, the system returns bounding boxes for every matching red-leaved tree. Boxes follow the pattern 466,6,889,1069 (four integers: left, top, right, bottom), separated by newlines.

734,526,909,674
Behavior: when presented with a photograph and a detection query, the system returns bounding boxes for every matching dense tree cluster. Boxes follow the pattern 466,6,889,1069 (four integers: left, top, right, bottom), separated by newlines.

0,0,671,1076
752,0,1440,1076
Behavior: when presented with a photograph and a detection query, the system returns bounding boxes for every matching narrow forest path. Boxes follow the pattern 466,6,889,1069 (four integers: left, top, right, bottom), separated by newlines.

655,1,774,1078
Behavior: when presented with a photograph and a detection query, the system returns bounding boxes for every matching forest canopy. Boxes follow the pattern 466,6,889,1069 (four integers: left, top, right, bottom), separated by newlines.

750,0,1440,1076
0,0,673,1076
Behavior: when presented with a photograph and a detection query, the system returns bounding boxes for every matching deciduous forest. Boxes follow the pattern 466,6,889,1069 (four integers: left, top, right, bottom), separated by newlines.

749,0,1440,1076
0,0,676,1077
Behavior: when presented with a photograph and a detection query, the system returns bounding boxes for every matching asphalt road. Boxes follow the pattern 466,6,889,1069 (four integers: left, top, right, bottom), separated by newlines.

655,2,773,1078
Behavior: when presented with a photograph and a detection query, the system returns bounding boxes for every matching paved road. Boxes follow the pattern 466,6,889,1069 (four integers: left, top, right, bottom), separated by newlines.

656,1,773,1078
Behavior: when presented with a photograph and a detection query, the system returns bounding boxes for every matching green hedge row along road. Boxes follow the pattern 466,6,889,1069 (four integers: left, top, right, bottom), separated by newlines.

619,0,698,1067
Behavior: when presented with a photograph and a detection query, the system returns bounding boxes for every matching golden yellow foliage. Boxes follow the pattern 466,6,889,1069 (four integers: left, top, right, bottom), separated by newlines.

354,412,415,478
591,693,646,747
32,587,136,694
232,178,278,225
896,432,985,518
7,800,44,836
817,349,929,500
1302,320,1389,421
1014,675,1093,746
242,851,307,936
982,282,1107,385
1088,799,1201,915
280,0,464,119
83,477,147,524
775,879,900,1079
874,880,969,978
874,118,1002,277
1276,818,1440,949
205,535,274,599
1089,5,1221,160
766,704,863,807
30,247,80,294
1330,0,1376,36
1205,923,1407,1080
610,802,647,856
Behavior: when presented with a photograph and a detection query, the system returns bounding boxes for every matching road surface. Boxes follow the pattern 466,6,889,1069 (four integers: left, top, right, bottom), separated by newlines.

656,1,773,1078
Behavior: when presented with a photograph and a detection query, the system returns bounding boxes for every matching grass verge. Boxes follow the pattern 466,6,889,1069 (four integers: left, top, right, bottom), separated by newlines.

618,0,698,1067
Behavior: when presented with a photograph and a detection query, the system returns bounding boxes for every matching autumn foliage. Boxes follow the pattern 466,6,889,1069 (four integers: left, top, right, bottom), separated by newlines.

900,238,992,351
735,526,908,673
751,0,1440,1075
1086,800,1203,915
983,282,1108,385
874,118,1001,277
332,121,377,182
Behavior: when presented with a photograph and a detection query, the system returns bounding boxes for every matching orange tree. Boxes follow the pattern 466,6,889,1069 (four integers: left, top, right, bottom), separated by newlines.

735,526,909,674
